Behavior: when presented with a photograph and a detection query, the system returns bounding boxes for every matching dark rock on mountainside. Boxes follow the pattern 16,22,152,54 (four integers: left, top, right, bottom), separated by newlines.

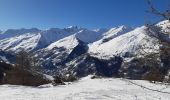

0,50,16,63
35,38,89,74
65,38,88,62
119,50,170,82
35,36,123,78
58,54,123,78
119,58,150,80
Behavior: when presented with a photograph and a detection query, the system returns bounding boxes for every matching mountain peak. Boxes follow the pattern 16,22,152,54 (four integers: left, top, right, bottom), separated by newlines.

4,28,41,34
67,26,79,29
64,26,84,33
93,28,109,33
66,26,84,30
116,25,133,31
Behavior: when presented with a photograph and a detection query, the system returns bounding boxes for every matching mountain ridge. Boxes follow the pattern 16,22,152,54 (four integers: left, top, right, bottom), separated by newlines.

0,20,170,78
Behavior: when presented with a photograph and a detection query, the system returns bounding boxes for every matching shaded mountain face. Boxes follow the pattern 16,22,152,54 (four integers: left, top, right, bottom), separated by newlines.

0,50,15,63
0,20,170,78
34,35,89,74
62,54,123,77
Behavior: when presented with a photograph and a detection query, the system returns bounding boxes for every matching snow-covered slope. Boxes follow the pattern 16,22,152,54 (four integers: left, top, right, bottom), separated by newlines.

0,25,133,53
34,28,77,50
157,20,170,33
0,33,41,52
0,28,80,52
33,26,132,74
36,35,80,65
75,26,133,44
89,26,159,58
35,34,88,73
101,25,133,42
0,28,41,40
0,76,170,100
33,25,133,70
46,35,79,51
155,20,170,43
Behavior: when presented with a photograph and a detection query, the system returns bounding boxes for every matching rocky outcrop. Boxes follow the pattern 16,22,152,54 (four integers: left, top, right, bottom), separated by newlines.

59,54,123,78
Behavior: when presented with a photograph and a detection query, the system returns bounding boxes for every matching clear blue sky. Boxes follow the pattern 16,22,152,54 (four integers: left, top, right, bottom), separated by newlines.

0,0,169,30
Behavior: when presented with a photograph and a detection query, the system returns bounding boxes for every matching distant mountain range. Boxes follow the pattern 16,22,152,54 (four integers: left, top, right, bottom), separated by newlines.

0,20,170,78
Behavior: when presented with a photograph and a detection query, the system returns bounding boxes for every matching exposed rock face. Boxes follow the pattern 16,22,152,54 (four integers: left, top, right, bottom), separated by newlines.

0,50,16,63
119,58,150,80
119,52,170,81
59,54,123,78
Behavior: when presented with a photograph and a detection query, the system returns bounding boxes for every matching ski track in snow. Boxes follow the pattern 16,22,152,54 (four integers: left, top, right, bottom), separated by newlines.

0,76,170,100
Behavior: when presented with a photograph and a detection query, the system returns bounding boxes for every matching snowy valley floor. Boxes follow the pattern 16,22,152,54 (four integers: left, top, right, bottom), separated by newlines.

1,76,170,100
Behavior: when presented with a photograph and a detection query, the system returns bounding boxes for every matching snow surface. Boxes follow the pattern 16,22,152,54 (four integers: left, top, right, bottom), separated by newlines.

0,76,170,100
89,26,159,58
0,33,40,52
34,35,81,68
46,35,79,53
0,28,40,40
157,20,170,33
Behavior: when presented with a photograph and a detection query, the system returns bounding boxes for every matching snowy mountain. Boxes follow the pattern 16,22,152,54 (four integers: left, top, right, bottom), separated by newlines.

0,28,41,40
0,27,81,52
0,20,170,77
0,26,106,52
0,25,133,53
89,26,159,58
30,26,132,76
35,35,85,68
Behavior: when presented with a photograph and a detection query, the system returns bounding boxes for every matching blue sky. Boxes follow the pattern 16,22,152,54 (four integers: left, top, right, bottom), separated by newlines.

0,0,169,30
